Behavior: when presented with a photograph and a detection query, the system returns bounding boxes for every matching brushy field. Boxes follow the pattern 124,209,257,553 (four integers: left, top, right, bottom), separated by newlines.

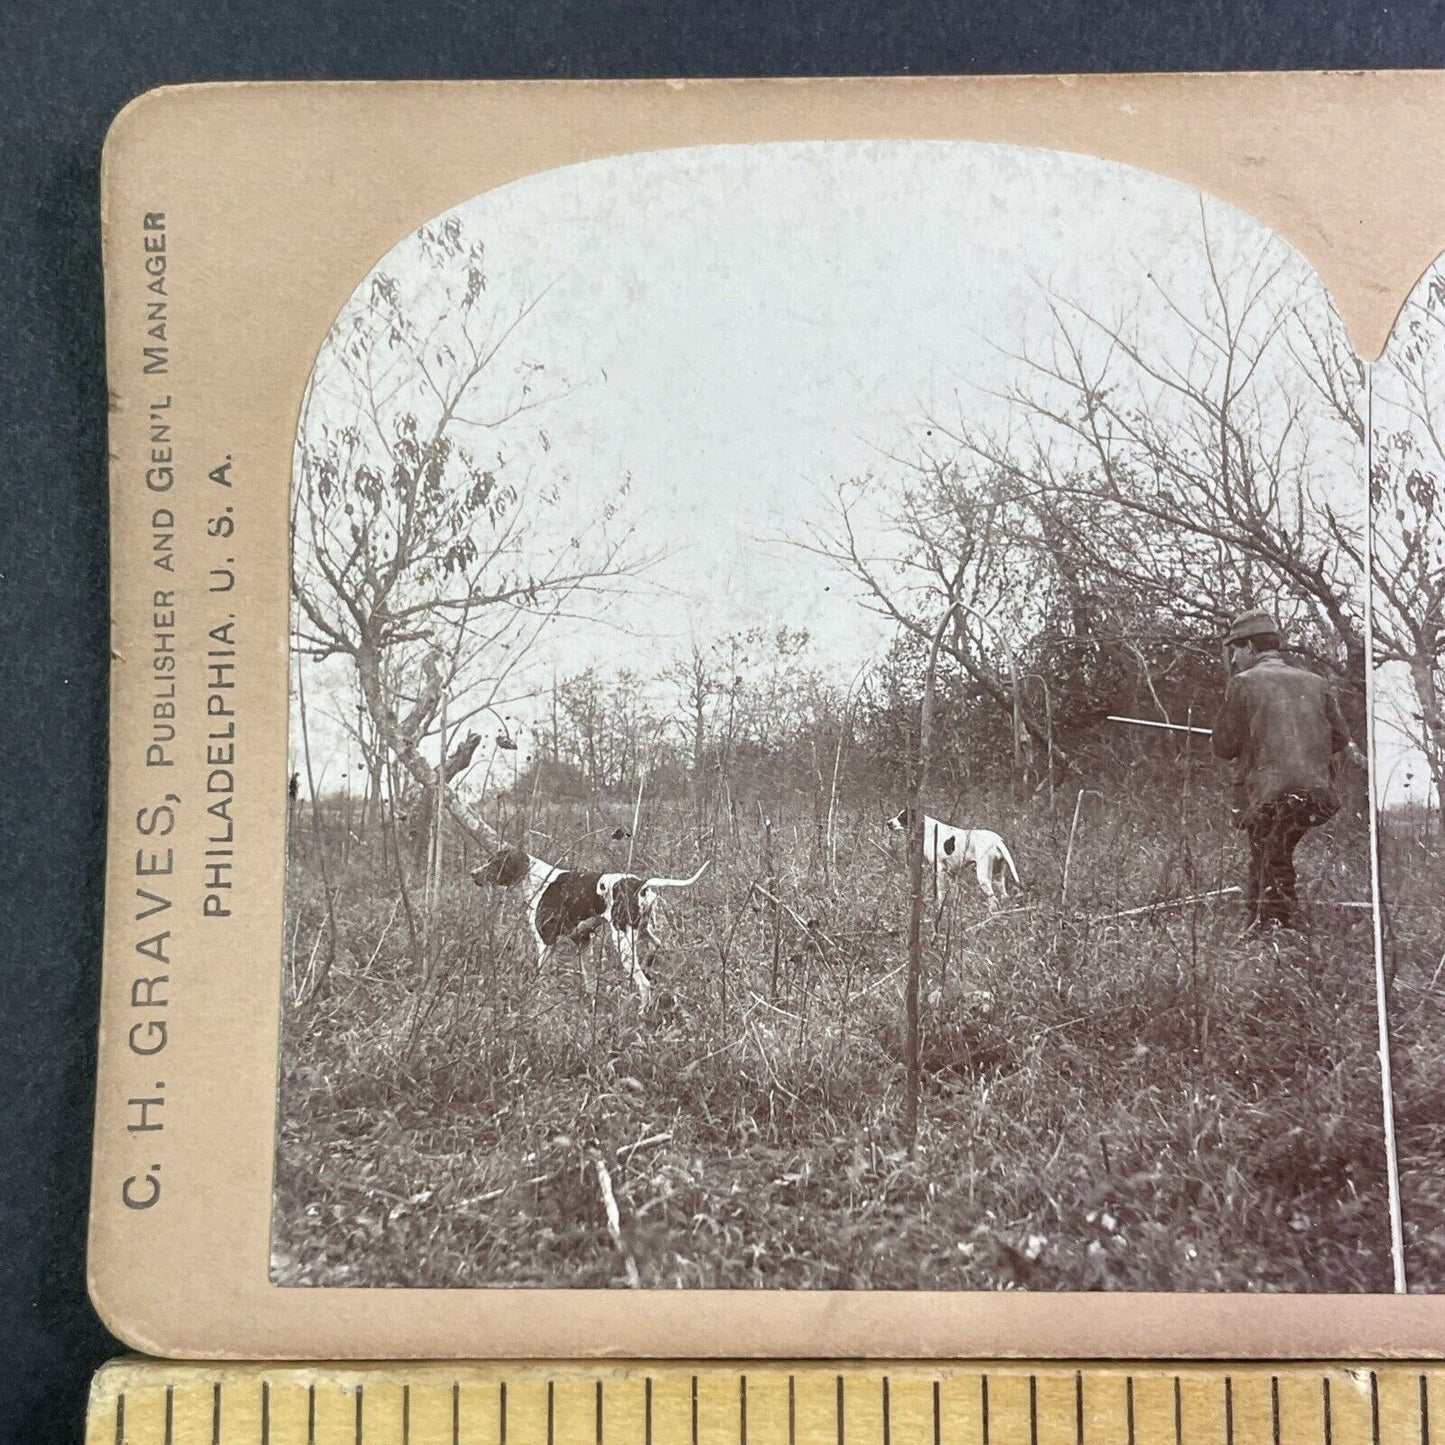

272,767,1391,1292
1378,819,1445,1291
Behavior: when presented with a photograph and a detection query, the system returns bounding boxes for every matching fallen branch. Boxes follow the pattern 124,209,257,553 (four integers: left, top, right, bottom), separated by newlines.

292,925,327,1008
750,882,840,960
746,1019,802,1104
595,1157,641,1288
1092,887,1241,922
617,1131,672,1160
457,1170,558,1209
750,882,816,936
847,963,905,1003
844,907,1038,1003
748,990,804,1021
956,903,1042,936
1029,1013,1095,1043
360,899,402,972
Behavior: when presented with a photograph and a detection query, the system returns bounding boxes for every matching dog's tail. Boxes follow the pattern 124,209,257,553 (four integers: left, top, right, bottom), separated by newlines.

645,860,711,890
996,841,1022,886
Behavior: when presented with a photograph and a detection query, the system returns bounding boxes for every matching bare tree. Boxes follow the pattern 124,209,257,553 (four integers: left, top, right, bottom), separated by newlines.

799,211,1365,793
664,641,717,844
291,214,652,843
966,209,1366,705
667,641,716,779
1371,277,1445,800
800,465,1081,781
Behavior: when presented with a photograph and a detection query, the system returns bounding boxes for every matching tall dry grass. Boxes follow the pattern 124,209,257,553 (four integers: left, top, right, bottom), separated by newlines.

272,768,1390,1291
1379,817,1445,1289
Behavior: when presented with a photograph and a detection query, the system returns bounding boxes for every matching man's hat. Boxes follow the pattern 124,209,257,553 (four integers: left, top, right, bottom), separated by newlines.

1223,608,1281,645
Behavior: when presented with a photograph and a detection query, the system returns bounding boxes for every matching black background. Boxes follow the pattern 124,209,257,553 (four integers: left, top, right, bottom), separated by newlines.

3,2,1443,1440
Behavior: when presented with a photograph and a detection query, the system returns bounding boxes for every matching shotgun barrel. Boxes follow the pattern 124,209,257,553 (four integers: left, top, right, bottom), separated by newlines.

1106,714,1213,736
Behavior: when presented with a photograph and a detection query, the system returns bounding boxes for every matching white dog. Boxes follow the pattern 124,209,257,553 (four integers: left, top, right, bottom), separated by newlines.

886,806,1021,909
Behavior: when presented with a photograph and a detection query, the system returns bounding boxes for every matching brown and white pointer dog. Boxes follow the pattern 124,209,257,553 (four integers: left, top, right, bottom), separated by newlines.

472,845,709,1009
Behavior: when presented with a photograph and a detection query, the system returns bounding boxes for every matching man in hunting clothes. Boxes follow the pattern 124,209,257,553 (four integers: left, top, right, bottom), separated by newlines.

1211,609,1359,931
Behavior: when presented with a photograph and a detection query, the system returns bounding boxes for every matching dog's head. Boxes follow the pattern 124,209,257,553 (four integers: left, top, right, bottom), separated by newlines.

471,845,530,889
885,806,916,834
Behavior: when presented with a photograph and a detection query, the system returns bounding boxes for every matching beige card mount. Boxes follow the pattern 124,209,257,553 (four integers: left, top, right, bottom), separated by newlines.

92,74,1445,1359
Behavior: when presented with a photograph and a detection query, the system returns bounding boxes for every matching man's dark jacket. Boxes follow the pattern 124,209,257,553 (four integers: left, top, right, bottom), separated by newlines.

1211,652,1350,823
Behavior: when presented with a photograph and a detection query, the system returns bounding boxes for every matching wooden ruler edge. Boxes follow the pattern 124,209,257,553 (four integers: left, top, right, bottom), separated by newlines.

87,1358,1441,1445
89,1356,1444,1391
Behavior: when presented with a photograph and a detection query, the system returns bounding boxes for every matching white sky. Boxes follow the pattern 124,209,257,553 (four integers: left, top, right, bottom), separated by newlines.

1372,663,1435,808
292,140,1408,795
1373,282,1444,810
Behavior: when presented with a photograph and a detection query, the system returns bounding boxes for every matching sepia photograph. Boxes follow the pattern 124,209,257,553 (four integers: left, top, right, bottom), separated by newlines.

1369,254,1445,1291
271,142,1388,1292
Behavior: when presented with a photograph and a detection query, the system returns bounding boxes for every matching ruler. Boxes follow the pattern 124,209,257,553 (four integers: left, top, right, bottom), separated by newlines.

88,1360,1435,1445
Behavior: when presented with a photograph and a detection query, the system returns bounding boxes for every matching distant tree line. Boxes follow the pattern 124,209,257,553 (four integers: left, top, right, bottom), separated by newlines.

291,206,1372,849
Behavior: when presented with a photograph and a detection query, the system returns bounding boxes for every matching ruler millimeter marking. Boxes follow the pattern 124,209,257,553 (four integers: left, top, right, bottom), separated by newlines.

89,1361,1437,1445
